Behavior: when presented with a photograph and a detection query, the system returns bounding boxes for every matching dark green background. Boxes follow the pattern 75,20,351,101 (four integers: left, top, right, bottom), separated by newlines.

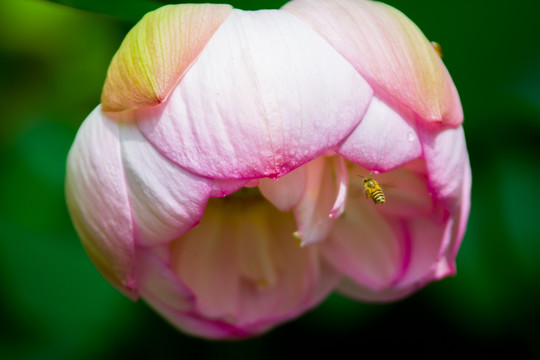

1,0,539,358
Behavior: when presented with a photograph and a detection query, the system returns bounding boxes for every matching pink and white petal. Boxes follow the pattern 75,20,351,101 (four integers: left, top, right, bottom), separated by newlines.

302,257,342,309
65,106,137,299
168,196,326,328
338,97,422,172
426,158,472,279
137,9,372,180
119,125,213,247
293,157,339,246
169,202,240,320
419,125,470,211
259,165,307,212
102,4,233,112
236,255,341,336
322,197,407,290
337,225,456,302
452,159,472,256
135,246,194,312
234,209,321,327
283,0,462,126
392,215,450,288
422,127,472,274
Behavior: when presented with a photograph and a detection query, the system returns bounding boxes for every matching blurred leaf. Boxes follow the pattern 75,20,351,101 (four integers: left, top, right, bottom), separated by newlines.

16,120,74,187
508,54,540,117
46,0,290,22
46,0,164,22
0,218,140,360
497,150,540,275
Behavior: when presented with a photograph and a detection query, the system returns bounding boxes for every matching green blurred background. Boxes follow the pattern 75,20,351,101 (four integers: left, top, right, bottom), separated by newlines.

1,0,539,358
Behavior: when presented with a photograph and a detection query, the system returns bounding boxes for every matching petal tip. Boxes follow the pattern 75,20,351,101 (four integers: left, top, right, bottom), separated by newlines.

101,4,233,113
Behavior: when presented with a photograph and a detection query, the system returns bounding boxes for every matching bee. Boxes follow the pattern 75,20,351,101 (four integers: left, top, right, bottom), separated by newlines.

362,176,386,204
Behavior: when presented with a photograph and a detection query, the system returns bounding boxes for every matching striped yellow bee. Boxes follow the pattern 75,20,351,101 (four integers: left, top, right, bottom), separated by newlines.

362,176,386,204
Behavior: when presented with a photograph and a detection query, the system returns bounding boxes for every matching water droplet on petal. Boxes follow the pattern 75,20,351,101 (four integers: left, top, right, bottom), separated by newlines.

407,132,416,142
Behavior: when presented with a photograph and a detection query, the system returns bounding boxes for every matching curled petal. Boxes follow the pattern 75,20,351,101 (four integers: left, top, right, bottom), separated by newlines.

284,0,462,125
329,156,348,219
293,156,345,246
102,4,233,112
65,107,137,299
119,125,213,246
136,9,372,179
338,97,422,172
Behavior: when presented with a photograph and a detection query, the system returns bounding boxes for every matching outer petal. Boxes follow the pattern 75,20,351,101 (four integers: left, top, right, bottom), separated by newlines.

420,127,472,273
420,126,470,212
102,4,233,112
338,97,422,172
65,106,137,299
119,125,213,247
283,0,463,126
136,9,372,179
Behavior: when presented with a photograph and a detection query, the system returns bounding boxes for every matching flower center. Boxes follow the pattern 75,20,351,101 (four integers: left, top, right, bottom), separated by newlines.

168,184,317,322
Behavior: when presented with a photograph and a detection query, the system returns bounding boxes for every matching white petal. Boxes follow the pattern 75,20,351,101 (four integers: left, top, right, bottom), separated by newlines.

120,125,213,246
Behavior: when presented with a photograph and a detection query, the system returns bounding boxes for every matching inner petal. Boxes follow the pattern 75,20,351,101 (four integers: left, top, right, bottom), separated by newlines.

168,189,322,326
324,159,451,294
322,192,405,290
292,156,346,246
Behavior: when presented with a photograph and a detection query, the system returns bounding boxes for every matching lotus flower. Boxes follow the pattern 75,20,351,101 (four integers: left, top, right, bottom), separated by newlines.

65,0,471,339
